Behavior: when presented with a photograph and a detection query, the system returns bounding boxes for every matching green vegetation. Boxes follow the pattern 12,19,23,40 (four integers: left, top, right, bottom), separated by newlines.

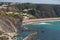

30,16,36,19
2,13,23,19
27,9,35,15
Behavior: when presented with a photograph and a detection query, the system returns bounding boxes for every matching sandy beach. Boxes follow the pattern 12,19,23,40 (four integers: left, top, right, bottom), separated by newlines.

23,18,60,24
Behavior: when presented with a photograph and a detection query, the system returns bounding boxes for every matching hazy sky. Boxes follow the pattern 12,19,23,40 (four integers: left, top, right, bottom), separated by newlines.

0,0,60,4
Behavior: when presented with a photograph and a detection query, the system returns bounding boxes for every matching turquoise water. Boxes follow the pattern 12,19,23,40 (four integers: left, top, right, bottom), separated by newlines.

17,32,33,40
18,21,60,40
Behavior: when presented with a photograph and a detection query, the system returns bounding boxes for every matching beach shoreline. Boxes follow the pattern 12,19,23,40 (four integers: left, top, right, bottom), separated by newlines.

23,18,60,25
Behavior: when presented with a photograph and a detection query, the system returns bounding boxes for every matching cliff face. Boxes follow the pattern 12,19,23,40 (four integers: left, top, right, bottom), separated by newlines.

0,16,22,34
34,6,57,18
19,3,60,18
28,6,60,18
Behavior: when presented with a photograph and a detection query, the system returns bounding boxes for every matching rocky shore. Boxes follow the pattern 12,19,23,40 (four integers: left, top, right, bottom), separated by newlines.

23,32,37,40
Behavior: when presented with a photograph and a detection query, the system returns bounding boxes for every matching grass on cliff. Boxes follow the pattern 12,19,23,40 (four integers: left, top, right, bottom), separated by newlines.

2,13,23,19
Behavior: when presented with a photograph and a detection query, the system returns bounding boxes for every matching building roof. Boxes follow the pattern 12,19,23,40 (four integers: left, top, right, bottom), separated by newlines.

2,4,8,7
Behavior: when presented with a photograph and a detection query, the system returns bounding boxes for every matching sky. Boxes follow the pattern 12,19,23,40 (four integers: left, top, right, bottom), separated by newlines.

0,0,60,4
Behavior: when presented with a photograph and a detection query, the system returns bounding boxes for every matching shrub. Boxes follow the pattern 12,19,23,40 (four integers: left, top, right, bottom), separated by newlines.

2,13,23,19
29,16,36,19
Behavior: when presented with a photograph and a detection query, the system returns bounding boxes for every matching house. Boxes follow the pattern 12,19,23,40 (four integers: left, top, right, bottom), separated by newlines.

23,9,33,12
0,4,8,10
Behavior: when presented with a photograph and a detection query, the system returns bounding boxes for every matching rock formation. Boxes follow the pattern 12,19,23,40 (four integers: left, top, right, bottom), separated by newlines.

23,32,37,40
0,15,22,40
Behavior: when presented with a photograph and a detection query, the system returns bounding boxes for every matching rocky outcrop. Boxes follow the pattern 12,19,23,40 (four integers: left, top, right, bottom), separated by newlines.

23,32,37,40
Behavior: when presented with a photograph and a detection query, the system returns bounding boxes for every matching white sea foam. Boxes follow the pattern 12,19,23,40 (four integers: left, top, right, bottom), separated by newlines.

33,22,51,25
24,27,28,29
26,22,51,25
25,20,60,25
39,22,50,24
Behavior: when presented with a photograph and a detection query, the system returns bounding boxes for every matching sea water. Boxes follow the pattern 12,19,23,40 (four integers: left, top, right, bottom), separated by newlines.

18,21,60,40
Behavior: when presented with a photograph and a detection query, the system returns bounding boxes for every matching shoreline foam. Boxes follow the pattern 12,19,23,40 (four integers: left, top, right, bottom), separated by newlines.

23,18,60,25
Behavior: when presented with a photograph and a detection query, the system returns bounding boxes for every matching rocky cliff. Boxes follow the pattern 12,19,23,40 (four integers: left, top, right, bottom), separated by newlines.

0,15,22,36
27,5,60,18
19,3,60,18
1,3,60,18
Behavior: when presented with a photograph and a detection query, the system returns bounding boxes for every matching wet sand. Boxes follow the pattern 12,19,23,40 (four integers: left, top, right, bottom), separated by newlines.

23,18,60,24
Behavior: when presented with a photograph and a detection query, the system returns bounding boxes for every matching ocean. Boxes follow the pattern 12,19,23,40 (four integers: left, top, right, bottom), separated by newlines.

17,20,60,40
